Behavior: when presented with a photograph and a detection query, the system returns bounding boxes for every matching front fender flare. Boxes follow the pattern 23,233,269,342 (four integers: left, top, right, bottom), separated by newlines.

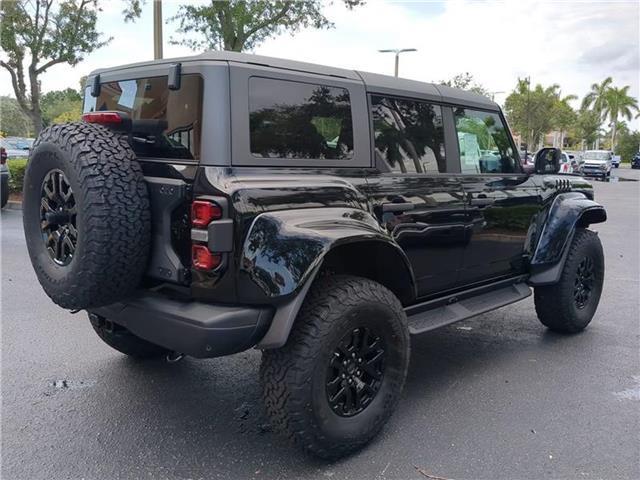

528,192,606,285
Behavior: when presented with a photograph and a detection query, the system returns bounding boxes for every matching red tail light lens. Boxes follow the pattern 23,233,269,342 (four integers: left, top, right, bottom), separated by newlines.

191,200,222,228
192,245,221,270
82,111,124,125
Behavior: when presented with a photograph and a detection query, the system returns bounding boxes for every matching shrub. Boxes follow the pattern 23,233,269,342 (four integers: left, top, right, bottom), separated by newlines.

8,158,28,194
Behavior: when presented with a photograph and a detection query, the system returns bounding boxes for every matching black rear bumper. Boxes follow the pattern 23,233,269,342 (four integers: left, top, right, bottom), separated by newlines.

90,293,274,358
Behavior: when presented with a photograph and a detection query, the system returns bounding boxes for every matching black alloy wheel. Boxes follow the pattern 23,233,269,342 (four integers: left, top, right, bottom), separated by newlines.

326,327,385,417
573,256,594,309
40,169,77,266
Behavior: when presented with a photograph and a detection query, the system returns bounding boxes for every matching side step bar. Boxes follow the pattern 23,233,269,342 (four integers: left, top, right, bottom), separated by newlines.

406,279,531,335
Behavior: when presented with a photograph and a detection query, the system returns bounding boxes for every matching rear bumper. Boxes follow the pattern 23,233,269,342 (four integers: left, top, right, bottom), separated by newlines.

90,292,274,358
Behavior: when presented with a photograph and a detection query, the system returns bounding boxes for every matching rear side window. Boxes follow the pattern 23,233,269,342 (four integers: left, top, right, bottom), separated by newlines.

249,77,354,160
83,75,203,160
453,108,519,174
370,96,446,174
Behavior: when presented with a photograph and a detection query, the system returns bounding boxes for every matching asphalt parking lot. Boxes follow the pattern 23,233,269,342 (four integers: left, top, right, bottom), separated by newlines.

2,168,639,480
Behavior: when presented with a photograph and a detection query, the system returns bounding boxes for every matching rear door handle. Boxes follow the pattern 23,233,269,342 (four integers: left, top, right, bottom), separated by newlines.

470,197,495,208
382,202,415,213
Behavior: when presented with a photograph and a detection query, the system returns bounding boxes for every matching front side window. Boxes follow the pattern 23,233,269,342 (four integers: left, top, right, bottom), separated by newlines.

371,96,446,174
83,75,203,160
249,77,354,160
454,108,519,174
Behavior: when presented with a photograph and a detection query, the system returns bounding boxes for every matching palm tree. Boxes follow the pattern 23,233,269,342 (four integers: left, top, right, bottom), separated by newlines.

582,77,613,148
582,77,613,115
603,86,639,149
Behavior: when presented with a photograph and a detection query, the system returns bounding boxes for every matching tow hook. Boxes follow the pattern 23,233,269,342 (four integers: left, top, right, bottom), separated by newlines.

166,351,185,363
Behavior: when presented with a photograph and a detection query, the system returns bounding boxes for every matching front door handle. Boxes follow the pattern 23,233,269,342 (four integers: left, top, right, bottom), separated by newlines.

382,202,415,213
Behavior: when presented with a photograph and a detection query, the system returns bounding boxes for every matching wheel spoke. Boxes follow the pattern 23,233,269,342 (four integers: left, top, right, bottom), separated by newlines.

329,386,346,404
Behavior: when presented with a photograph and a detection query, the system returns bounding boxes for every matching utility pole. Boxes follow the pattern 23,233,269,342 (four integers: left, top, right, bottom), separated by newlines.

525,76,531,157
378,48,417,77
153,0,163,60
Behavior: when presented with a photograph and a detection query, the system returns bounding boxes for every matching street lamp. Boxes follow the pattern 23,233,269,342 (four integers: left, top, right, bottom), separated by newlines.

378,48,417,77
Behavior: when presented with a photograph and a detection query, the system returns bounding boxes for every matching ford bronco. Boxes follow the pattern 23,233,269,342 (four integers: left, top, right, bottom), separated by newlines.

22,52,606,458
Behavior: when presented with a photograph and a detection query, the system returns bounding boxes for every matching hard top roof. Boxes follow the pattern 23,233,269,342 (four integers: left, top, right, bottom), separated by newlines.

90,51,498,110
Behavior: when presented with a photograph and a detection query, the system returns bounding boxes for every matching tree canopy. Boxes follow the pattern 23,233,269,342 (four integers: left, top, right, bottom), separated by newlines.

0,0,136,134
170,0,363,52
439,72,489,97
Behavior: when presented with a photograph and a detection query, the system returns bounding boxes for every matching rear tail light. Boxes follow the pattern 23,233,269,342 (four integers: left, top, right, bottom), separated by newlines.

191,200,222,228
192,245,221,270
190,198,229,272
81,111,125,125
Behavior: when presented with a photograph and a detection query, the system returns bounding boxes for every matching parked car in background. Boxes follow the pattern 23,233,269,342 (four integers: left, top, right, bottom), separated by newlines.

611,154,621,168
632,152,640,169
558,151,578,174
580,150,612,180
0,145,9,208
0,137,34,158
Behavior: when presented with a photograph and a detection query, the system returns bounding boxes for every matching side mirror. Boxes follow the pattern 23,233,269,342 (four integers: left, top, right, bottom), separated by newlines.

534,148,561,174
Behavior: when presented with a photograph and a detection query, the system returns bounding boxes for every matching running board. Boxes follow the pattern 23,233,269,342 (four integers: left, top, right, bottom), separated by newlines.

406,281,531,335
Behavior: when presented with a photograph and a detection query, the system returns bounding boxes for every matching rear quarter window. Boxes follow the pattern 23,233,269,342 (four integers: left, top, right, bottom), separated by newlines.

83,75,203,161
248,77,354,160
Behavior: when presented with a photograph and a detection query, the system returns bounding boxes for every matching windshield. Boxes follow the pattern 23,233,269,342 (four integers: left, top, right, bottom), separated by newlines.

583,151,611,161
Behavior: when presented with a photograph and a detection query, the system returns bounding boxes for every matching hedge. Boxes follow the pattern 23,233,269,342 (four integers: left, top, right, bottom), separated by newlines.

7,158,28,194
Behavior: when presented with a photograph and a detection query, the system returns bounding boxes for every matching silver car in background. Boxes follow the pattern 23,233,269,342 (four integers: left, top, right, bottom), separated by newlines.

580,150,612,180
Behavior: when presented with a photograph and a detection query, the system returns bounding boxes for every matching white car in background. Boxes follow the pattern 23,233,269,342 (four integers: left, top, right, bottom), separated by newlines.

558,151,578,174
580,150,612,180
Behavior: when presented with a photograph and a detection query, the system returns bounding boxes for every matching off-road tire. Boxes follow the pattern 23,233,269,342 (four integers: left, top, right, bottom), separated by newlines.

22,122,150,310
534,228,604,333
89,313,169,358
260,275,410,459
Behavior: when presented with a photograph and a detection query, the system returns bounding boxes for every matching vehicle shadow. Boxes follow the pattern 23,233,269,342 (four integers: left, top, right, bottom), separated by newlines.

62,304,596,478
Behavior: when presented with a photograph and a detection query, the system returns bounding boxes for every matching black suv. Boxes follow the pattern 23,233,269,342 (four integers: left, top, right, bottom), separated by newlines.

22,52,606,458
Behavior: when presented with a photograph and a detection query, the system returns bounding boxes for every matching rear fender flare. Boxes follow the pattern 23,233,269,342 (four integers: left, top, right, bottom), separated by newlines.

239,208,416,348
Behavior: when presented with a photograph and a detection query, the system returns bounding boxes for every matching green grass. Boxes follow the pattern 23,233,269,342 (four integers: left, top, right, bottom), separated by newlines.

7,157,28,194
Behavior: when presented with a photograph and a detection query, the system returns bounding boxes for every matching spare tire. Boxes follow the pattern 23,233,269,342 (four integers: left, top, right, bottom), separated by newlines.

22,122,151,310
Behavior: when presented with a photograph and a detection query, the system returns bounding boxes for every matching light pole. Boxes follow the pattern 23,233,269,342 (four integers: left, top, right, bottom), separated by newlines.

153,0,163,60
489,91,505,102
378,48,417,77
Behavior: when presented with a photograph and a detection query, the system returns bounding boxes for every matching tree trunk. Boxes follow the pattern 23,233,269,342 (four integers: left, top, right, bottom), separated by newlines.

611,122,617,151
30,111,44,136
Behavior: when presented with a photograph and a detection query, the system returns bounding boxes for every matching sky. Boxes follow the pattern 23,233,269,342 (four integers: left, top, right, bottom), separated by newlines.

1,0,639,126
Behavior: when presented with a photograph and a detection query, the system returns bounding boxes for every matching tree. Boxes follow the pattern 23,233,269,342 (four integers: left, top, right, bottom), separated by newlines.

439,72,489,97
0,1,136,135
581,77,613,116
169,0,363,52
602,85,638,149
0,96,33,136
504,79,559,149
573,109,602,150
41,88,82,126
616,128,640,162
552,94,577,148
